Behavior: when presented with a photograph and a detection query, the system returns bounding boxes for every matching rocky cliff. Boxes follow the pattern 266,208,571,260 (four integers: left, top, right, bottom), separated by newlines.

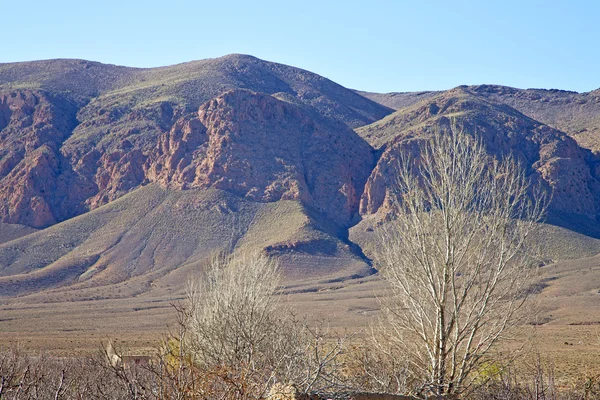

0,55,390,229
146,90,374,226
0,90,89,227
0,87,375,229
357,88,600,221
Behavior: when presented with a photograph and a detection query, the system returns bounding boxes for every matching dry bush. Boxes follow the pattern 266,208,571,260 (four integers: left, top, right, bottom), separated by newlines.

171,251,351,399
1,343,597,399
341,331,413,395
470,352,600,400
0,345,149,399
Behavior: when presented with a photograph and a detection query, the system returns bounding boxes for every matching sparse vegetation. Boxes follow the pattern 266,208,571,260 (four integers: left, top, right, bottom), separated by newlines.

171,251,351,399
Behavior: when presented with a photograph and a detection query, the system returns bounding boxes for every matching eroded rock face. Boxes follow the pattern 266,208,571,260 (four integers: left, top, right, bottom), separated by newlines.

86,143,147,209
359,89,600,220
0,90,83,228
146,90,375,226
0,88,375,229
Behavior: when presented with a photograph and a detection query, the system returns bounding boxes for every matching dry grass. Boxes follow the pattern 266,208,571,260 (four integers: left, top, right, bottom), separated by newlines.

0,223,38,245
1,253,598,371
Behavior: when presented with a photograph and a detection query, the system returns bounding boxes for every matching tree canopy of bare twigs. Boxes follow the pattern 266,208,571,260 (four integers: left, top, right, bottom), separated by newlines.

376,127,547,398
186,252,283,370
179,251,349,399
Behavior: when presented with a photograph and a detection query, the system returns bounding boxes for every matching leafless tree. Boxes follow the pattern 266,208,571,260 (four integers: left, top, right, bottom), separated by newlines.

183,251,349,399
186,252,282,370
376,127,547,397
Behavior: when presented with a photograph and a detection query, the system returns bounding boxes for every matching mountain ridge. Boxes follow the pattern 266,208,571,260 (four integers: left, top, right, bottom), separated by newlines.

2,55,600,301
359,84,600,152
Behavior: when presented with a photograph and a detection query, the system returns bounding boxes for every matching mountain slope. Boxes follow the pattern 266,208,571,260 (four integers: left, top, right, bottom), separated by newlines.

0,184,370,299
0,55,389,229
146,89,375,226
468,85,600,152
0,90,88,227
356,87,600,226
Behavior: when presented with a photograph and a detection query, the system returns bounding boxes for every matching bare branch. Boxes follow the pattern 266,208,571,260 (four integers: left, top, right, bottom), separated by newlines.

376,125,547,397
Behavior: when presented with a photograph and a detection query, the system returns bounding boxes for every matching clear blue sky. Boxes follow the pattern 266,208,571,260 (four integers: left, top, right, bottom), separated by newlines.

2,0,598,93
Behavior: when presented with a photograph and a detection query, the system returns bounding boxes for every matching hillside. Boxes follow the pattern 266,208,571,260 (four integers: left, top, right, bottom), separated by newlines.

0,184,371,300
360,85,600,152
355,89,439,110
354,87,600,246
0,55,392,127
469,85,600,152
0,56,386,228
2,56,600,312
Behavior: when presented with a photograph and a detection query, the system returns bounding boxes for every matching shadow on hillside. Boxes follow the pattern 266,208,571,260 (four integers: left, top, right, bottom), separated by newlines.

546,212,600,239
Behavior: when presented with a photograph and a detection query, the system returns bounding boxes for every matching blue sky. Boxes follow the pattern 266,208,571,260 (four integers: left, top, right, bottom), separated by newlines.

2,0,598,93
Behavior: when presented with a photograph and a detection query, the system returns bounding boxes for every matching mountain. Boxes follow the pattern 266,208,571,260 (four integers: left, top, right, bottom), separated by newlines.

351,87,600,262
0,55,392,127
355,87,600,222
0,55,386,297
359,85,600,153
145,89,375,227
2,55,600,303
0,55,390,229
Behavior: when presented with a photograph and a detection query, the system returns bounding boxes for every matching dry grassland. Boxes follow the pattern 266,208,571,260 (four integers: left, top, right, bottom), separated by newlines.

0,252,599,388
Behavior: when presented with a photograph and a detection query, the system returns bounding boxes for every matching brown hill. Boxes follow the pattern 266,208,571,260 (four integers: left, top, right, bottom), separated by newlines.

0,54,392,127
355,88,600,230
0,90,88,228
0,55,389,229
0,56,382,298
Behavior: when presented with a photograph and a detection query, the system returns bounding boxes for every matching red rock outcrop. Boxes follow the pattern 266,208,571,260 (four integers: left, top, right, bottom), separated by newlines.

86,143,147,209
359,89,600,220
146,90,375,226
0,90,82,228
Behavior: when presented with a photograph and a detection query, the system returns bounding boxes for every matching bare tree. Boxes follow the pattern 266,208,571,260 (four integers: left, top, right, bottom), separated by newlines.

187,252,282,368
376,127,547,397
183,251,349,399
